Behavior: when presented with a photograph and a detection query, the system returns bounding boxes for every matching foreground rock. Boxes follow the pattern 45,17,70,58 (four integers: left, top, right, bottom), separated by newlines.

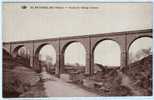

3,66,46,97
69,55,152,96
122,55,152,96
19,81,46,97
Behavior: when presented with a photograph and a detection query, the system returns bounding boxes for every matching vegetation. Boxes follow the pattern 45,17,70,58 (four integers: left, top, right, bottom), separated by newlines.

3,47,152,97
122,55,152,95
3,50,46,98
68,55,152,96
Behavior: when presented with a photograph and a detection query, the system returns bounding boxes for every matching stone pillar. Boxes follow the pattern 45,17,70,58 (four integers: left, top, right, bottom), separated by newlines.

121,49,127,68
28,44,34,69
85,52,91,75
33,56,41,72
29,55,33,67
121,34,128,68
84,37,92,76
33,57,37,71
60,53,64,74
55,53,60,77
90,53,94,75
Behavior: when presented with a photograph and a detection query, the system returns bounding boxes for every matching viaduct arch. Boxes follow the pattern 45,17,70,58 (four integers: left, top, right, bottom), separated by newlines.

93,39,121,66
3,29,152,77
62,42,86,70
34,43,57,72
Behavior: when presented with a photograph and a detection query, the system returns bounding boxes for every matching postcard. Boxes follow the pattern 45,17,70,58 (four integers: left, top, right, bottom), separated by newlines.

2,2,153,98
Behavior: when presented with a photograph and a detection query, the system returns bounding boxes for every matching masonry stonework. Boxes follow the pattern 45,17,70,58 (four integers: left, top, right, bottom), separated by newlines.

3,29,152,76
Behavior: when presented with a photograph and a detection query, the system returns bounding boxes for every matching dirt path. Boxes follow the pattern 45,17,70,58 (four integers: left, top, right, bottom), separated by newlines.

43,76,99,97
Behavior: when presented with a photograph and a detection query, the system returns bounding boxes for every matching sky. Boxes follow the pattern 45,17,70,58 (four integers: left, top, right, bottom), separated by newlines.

129,37,152,63
3,3,152,42
3,3,153,66
94,40,121,66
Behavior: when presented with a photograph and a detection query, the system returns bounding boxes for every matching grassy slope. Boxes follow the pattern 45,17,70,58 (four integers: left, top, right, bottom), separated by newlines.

3,50,152,96
3,65,46,97
122,55,152,96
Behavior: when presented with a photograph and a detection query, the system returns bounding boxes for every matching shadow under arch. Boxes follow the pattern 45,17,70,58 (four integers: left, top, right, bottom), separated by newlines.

34,43,56,73
92,38,121,54
12,45,31,67
128,36,152,64
35,43,49,58
62,41,77,54
61,41,86,73
127,35,152,52
3,48,12,60
12,45,25,58
93,39,121,67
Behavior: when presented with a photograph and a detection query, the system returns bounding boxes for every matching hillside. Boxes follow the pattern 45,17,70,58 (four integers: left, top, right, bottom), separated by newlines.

3,50,152,96
71,55,152,96
122,55,152,95
3,51,46,97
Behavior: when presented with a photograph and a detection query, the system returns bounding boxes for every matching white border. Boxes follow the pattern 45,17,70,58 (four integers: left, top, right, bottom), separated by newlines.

0,0,153,100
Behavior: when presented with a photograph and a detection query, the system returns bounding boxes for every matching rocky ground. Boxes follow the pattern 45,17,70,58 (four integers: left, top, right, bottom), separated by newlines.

3,53,152,97
122,55,152,96
3,65,98,97
3,66,46,98
67,55,152,96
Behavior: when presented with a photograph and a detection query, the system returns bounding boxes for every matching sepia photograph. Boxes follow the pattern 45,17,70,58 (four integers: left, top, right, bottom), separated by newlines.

2,2,153,98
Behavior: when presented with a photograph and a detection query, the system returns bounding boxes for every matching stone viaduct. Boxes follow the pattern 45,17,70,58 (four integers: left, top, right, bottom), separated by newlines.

3,29,152,76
